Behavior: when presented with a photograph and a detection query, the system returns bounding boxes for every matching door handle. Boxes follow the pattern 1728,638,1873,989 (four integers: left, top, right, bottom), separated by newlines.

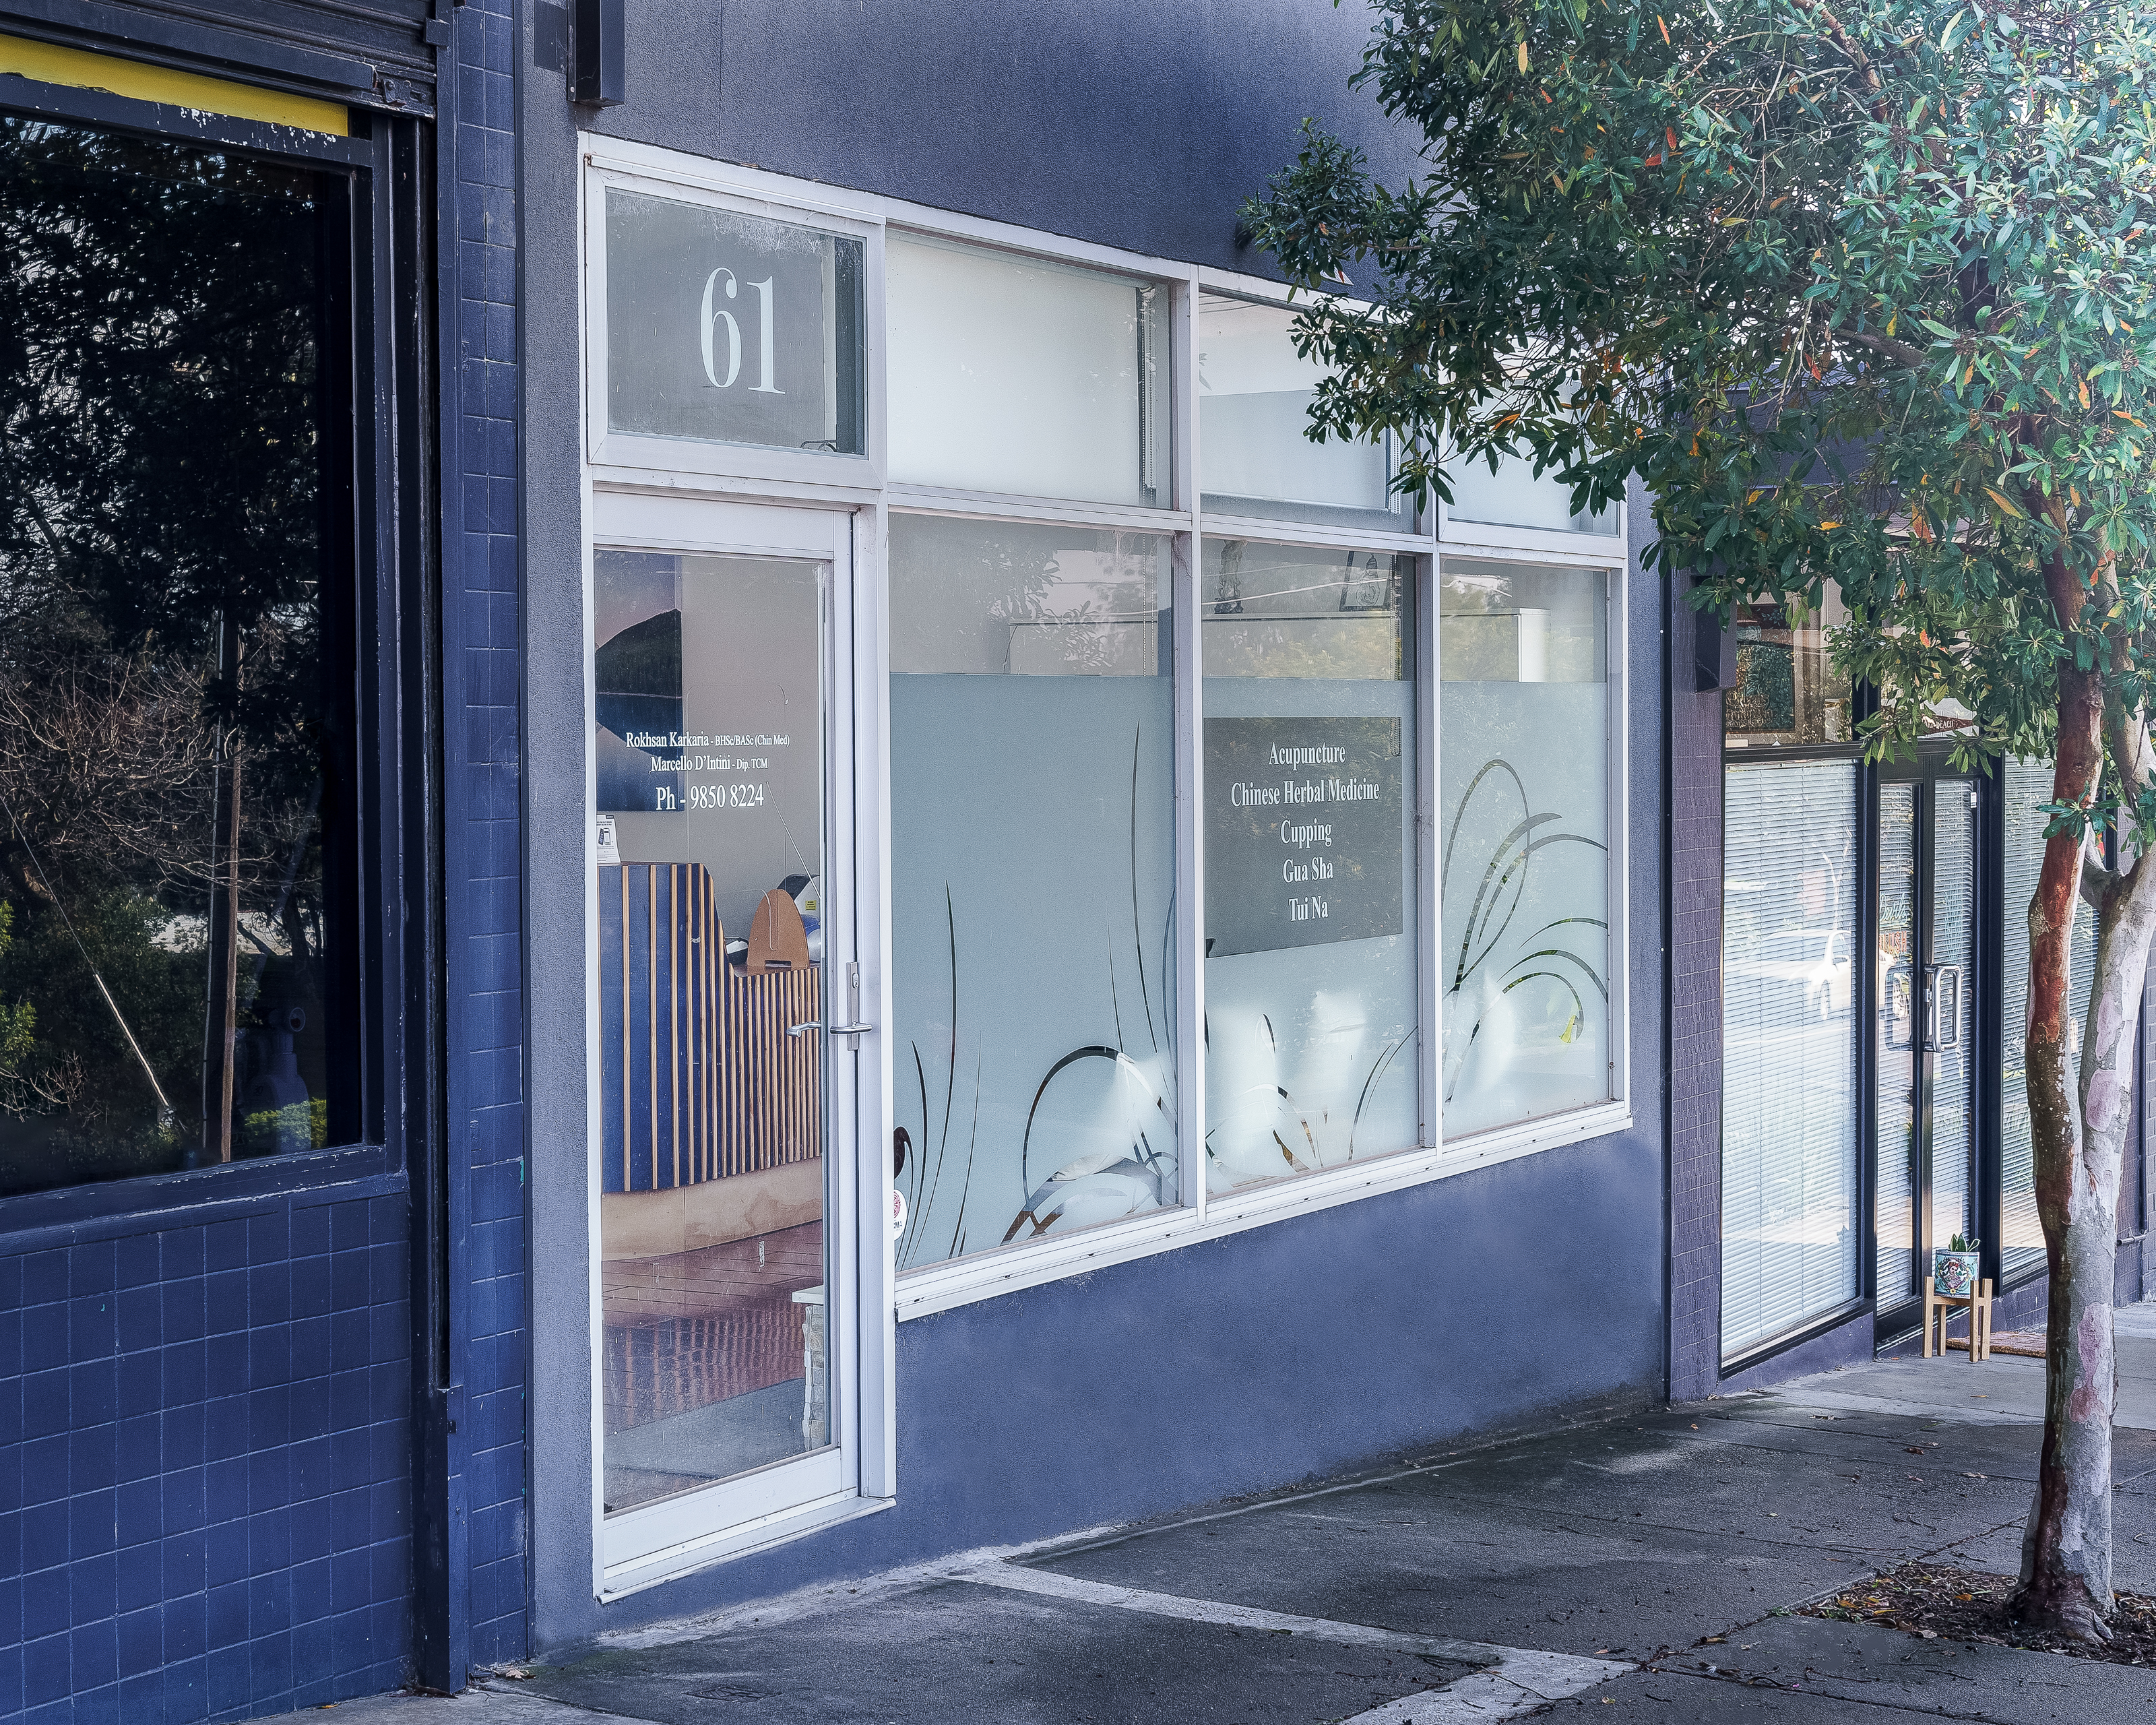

1923,964,1964,1053
789,1020,874,1044
1882,963,1913,1050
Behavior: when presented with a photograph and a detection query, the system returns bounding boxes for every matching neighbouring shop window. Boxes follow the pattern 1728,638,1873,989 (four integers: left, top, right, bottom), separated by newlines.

1447,449,1619,538
1197,293,1402,530
2000,757,2097,1282
1721,759,1859,1358
0,114,360,1199
886,235,1169,506
1439,558,1611,1137
605,189,865,457
1723,592,1852,748
1203,540,1418,1189
889,515,1175,1265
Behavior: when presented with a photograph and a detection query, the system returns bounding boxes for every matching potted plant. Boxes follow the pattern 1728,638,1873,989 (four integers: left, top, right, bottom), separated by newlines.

1934,1233,1982,1300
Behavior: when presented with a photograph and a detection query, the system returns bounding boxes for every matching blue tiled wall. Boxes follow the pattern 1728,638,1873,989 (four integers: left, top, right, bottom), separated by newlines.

0,1188,411,1725
449,0,530,1670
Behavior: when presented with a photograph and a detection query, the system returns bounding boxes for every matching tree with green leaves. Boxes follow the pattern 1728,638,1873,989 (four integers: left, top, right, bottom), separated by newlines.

1245,0,2156,1640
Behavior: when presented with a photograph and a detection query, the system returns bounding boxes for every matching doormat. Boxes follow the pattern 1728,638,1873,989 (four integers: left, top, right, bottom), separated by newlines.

1946,1329,2045,1358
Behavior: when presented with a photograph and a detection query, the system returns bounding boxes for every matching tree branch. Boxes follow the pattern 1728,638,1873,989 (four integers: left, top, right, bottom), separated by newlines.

1840,329,1930,370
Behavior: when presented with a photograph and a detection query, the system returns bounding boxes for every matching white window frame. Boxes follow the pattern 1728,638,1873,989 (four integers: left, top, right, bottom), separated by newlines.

576,135,1631,1349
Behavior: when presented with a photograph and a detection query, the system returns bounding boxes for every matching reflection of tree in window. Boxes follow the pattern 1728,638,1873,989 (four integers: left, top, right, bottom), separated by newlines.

0,117,357,1195
1725,598,1851,745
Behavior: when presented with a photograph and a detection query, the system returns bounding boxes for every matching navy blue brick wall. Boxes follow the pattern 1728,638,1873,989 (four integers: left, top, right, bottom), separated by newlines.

0,1187,411,1725
449,0,529,1669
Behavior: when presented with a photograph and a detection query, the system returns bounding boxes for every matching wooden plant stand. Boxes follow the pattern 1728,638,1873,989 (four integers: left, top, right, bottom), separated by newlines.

1923,1274,1994,1362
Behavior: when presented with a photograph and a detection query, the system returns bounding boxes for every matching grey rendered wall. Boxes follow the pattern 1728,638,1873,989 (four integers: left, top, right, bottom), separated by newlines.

1665,594,1725,1401
520,0,1669,1648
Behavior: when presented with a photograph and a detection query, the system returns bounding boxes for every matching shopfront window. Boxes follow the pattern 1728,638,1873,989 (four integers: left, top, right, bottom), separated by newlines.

1447,450,1619,538
1721,759,1860,1356
0,114,359,1198
1438,559,1612,1137
1197,293,1402,530
886,236,1169,505
889,515,1176,1266
1202,540,1418,1189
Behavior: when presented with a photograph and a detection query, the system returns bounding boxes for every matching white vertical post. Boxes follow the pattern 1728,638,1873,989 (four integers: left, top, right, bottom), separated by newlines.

1174,266,1207,1219
854,497,898,1501
1416,550,1442,1147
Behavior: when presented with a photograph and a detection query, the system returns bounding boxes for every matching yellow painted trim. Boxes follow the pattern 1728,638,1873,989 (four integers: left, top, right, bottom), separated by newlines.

0,33,349,137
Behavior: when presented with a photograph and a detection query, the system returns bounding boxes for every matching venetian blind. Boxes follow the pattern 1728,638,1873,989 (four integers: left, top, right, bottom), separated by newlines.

1722,760,1861,1359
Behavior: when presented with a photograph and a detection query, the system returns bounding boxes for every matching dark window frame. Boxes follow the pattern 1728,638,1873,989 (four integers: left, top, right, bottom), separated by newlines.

0,71,435,1232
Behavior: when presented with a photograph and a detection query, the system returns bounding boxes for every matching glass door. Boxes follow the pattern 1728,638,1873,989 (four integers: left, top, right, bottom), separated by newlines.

1874,772,1979,1329
588,493,874,1592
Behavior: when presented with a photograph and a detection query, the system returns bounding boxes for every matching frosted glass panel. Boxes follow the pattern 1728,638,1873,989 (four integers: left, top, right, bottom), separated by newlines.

1721,760,1859,1359
1197,293,1401,528
889,519,1176,1267
1440,559,1611,1137
2000,758,2097,1279
887,235,1167,505
1449,447,1618,537
1202,542,1418,1192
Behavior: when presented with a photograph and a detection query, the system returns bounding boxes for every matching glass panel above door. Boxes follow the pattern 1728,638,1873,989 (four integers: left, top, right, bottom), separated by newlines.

1725,592,1853,749
605,189,866,458
592,546,832,1513
1196,292,1403,530
885,235,1169,505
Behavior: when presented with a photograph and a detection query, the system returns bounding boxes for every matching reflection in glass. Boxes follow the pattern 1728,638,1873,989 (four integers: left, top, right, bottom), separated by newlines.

1439,559,1610,1137
889,518,1176,1267
1203,542,1417,1191
1876,786,1917,1306
594,549,830,1513
1197,293,1401,528
887,236,1168,505
1447,448,1618,537
0,115,358,1197
2000,759,2095,1280
1721,761,1859,1357
1725,593,1852,747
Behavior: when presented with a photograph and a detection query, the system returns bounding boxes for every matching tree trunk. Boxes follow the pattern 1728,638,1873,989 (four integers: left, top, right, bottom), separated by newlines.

2013,672,2156,1639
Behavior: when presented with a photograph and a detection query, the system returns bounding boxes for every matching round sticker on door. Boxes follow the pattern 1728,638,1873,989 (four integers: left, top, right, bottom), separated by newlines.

891,1187,907,1241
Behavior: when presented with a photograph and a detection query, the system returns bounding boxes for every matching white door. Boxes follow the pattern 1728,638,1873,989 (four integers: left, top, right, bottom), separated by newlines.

585,490,883,1595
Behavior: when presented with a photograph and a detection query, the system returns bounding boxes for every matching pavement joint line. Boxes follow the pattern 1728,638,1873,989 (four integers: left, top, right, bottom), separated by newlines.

951,1561,1632,1722
1024,1457,1486,1559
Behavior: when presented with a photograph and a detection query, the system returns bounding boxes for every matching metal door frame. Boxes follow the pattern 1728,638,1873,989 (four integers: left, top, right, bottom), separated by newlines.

1874,755,1984,1337
580,490,893,1598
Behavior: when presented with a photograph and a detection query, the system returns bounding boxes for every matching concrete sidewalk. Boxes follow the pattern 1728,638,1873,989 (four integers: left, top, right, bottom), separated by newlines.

266,1308,2156,1724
